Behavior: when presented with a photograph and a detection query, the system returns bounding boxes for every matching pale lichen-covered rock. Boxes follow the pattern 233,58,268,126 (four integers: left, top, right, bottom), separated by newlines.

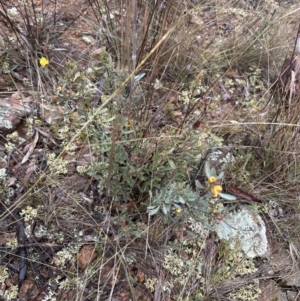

38,102,65,125
0,92,32,135
215,206,268,258
207,147,235,173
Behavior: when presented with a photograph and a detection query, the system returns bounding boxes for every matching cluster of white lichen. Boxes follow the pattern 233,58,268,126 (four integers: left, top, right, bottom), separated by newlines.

214,248,261,301
34,223,65,243
41,288,57,301
5,131,25,151
160,245,205,300
0,168,6,179
206,132,223,148
187,217,209,237
218,250,257,280
55,125,70,140
3,188,15,206
228,280,261,301
46,153,68,174
55,275,84,291
6,7,18,18
144,277,158,292
4,285,18,300
195,132,223,161
34,224,48,238
178,225,208,256
155,220,208,297
178,90,191,105
24,117,34,137
5,131,19,142
163,247,203,281
6,236,18,250
52,244,81,268
0,266,8,285
249,68,263,90
76,164,89,174
20,205,38,222
163,250,185,277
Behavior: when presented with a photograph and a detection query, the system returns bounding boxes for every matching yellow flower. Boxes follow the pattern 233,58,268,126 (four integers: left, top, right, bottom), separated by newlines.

175,208,182,214
39,56,49,67
210,185,222,198
208,176,217,183
57,86,62,92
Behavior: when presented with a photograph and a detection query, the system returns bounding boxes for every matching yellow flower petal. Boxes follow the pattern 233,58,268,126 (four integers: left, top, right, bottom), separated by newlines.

39,57,49,67
175,208,182,213
210,185,222,198
208,176,217,183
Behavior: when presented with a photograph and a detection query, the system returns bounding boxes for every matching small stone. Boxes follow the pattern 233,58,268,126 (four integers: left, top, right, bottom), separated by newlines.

76,245,97,269
82,35,96,45
38,102,64,125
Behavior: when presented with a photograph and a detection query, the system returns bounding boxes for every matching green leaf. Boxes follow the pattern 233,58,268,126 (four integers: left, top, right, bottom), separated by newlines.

210,167,217,177
132,231,142,238
188,196,198,202
128,164,136,172
204,161,211,178
168,160,176,169
178,196,186,204
134,73,146,82
153,152,160,165
164,198,171,204
195,180,204,189
162,204,168,215
147,206,160,216
147,205,157,210
219,192,236,201
196,199,211,212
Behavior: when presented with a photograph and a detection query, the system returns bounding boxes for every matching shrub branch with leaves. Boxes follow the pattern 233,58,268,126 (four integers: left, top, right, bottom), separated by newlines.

147,161,236,229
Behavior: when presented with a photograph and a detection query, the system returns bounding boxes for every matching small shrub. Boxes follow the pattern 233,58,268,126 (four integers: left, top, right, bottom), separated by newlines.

147,161,236,228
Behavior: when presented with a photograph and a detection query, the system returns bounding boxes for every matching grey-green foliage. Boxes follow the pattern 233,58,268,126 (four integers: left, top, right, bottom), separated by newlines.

147,161,237,227
59,51,225,211
147,182,204,216
86,112,207,204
